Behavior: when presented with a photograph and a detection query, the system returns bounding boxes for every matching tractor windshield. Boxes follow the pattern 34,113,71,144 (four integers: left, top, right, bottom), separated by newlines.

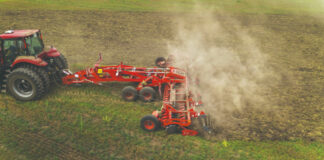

25,32,44,56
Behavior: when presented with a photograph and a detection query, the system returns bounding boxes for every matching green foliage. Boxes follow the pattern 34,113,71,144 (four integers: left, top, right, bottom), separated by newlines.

0,85,323,159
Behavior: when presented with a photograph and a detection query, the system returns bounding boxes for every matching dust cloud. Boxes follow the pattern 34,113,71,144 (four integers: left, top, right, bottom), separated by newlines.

167,8,278,139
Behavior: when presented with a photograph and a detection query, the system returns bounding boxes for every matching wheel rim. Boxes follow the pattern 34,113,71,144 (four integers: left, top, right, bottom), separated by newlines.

125,92,134,100
144,120,155,130
143,92,152,101
13,79,34,98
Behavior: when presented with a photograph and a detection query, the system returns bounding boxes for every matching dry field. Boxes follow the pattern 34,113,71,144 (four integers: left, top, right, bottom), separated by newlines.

0,8,323,159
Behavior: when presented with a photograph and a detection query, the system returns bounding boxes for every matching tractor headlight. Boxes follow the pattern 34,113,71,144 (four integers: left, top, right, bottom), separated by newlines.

74,74,79,78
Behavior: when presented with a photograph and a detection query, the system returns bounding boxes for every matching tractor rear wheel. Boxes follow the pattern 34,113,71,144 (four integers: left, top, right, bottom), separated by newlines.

121,86,138,101
140,115,160,132
7,68,44,101
24,65,50,93
139,87,156,102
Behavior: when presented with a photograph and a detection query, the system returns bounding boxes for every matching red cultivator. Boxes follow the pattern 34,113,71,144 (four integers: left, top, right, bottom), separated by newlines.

62,55,208,136
62,55,186,102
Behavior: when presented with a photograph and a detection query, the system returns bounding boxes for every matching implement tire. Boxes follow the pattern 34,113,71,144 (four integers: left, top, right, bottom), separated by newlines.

155,57,166,68
121,86,138,101
140,115,160,132
139,87,156,102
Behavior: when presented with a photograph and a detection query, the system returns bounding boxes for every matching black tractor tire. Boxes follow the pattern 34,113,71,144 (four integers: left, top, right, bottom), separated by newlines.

121,86,138,101
155,57,166,68
7,68,44,101
58,54,68,69
140,115,160,132
53,53,68,84
139,87,156,102
24,65,50,93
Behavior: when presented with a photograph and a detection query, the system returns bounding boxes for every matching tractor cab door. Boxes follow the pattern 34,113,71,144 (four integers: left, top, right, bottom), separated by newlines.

2,38,26,67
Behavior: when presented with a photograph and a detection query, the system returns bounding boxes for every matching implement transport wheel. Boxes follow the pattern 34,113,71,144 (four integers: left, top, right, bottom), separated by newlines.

155,57,166,68
7,68,44,101
140,115,160,132
121,86,138,101
139,87,156,102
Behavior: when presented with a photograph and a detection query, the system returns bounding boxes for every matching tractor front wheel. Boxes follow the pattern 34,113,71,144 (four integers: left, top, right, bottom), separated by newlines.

7,68,44,101
140,115,160,132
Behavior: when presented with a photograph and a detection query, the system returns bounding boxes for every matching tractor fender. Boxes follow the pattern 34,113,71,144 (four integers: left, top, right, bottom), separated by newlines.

11,56,48,68
38,46,60,58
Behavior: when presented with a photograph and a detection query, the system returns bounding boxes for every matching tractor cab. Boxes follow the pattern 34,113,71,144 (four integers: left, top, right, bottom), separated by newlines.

0,29,68,101
0,30,44,68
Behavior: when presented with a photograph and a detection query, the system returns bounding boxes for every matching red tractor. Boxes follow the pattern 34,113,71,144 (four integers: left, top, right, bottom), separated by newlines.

0,30,68,101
